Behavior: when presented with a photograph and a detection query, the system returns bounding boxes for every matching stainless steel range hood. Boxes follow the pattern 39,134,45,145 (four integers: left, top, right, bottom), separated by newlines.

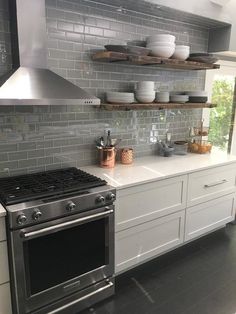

0,0,100,105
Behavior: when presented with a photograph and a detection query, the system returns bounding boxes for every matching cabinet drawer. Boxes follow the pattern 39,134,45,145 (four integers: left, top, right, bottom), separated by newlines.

0,217,6,242
115,210,185,273
0,283,12,314
0,241,9,284
116,175,187,231
187,164,236,207
185,193,235,241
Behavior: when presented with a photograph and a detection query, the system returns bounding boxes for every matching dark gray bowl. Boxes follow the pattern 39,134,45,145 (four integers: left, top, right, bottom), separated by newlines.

189,96,208,103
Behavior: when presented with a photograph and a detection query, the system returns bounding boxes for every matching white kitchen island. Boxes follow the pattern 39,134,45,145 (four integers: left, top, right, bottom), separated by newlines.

83,149,236,273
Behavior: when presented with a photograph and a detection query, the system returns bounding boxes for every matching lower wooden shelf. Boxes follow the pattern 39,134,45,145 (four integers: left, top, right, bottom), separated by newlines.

99,103,217,111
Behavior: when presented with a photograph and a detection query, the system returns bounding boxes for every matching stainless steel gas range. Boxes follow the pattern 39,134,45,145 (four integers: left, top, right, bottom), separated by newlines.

0,168,115,314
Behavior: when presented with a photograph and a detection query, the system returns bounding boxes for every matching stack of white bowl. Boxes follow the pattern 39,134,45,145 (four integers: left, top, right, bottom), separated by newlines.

106,92,135,104
135,81,155,103
146,34,176,58
172,45,190,61
156,92,169,103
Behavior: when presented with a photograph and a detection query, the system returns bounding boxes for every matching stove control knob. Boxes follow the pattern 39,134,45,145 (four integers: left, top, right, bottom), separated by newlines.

17,214,27,225
96,195,105,204
66,201,76,211
32,209,42,221
106,192,116,202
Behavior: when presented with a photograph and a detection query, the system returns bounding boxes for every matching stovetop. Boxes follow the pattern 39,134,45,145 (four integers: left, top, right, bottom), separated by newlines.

0,167,107,206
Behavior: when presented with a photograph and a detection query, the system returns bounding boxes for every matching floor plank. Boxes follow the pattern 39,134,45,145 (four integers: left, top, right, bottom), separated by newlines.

81,224,236,314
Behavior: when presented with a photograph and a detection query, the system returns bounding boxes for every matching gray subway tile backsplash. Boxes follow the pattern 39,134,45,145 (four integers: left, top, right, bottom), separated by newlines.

0,0,207,176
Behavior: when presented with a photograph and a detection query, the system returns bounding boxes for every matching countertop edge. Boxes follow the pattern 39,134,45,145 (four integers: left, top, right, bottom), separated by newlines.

115,159,236,190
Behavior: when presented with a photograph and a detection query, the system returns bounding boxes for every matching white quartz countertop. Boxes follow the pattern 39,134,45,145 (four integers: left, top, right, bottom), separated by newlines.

82,149,236,190
0,203,6,217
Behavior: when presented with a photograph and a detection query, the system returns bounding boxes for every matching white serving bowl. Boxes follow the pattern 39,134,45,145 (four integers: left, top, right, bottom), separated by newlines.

172,45,190,61
136,94,155,103
136,81,154,90
149,45,175,58
170,95,189,103
147,34,176,44
172,50,189,61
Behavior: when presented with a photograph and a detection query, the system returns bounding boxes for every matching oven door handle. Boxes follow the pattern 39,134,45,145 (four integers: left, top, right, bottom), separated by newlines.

48,281,114,314
21,209,114,239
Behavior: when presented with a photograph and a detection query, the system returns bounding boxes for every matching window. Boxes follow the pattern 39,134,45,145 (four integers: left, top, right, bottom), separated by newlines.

204,60,236,153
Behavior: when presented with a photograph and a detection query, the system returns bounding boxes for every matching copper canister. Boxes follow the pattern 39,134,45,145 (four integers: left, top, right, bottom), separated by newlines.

121,148,133,164
100,147,116,168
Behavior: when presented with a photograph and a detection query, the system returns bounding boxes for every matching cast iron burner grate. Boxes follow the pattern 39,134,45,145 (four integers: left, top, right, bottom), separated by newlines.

0,168,107,205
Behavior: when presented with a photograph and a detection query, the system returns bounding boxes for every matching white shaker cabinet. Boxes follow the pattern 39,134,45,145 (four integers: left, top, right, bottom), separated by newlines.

115,175,187,273
116,175,187,231
116,210,185,273
115,162,236,274
187,163,236,207
185,193,235,241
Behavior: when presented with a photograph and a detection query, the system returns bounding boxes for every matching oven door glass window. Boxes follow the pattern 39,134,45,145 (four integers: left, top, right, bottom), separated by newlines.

23,218,107,295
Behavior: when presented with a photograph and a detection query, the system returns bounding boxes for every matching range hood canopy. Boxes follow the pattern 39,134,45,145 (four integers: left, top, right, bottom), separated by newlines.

0,0,100,105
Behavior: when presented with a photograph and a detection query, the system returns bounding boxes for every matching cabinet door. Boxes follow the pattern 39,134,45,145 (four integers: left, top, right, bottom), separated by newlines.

115,210,185,273
116,175,187,231
0,283,12,314
0,242,9,284
0,218,6,242
187,164,236,207
185,193,235,241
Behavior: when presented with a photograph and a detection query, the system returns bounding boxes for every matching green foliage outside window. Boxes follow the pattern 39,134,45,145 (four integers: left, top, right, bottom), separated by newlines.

208,77,235,151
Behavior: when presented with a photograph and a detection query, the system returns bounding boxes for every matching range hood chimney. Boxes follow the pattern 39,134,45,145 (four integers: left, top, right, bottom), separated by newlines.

0,0,100,105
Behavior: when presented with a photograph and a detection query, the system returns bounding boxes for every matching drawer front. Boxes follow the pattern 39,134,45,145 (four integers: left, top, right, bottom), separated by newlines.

115,210,185,273
187,164,236,207
116,175,187,231
0,241,9,284
185,193,235,241
0,218,6,242
0,283,12,314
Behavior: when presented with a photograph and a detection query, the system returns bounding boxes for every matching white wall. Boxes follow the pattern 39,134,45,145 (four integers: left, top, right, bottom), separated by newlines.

148,0,236,51
148,0,233,23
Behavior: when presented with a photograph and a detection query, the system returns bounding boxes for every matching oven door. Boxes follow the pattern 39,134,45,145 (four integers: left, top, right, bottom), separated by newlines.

9,205,114,314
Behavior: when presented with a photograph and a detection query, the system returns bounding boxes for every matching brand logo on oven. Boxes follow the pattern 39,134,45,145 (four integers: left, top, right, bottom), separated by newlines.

63,280,81,292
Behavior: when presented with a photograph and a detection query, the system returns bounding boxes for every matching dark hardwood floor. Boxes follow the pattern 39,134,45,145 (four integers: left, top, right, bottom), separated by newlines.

81,223,236,314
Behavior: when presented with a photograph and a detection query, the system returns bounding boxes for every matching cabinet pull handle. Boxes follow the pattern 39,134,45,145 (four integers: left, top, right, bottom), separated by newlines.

204,179,227,188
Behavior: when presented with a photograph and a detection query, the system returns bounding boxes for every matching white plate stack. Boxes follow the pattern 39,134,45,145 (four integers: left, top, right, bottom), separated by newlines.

135,81,156,103
106,92,135,104
146,34,176,58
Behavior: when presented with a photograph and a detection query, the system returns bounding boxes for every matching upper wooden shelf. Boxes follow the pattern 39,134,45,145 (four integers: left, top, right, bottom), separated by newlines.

99,103,217,111
92,51,220,70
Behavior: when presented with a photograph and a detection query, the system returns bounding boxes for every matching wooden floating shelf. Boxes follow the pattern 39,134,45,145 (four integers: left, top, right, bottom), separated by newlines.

92,51,220,70
99,103,217,111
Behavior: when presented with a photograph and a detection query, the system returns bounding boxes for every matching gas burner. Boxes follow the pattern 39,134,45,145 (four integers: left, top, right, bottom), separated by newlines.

0,168,107,205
